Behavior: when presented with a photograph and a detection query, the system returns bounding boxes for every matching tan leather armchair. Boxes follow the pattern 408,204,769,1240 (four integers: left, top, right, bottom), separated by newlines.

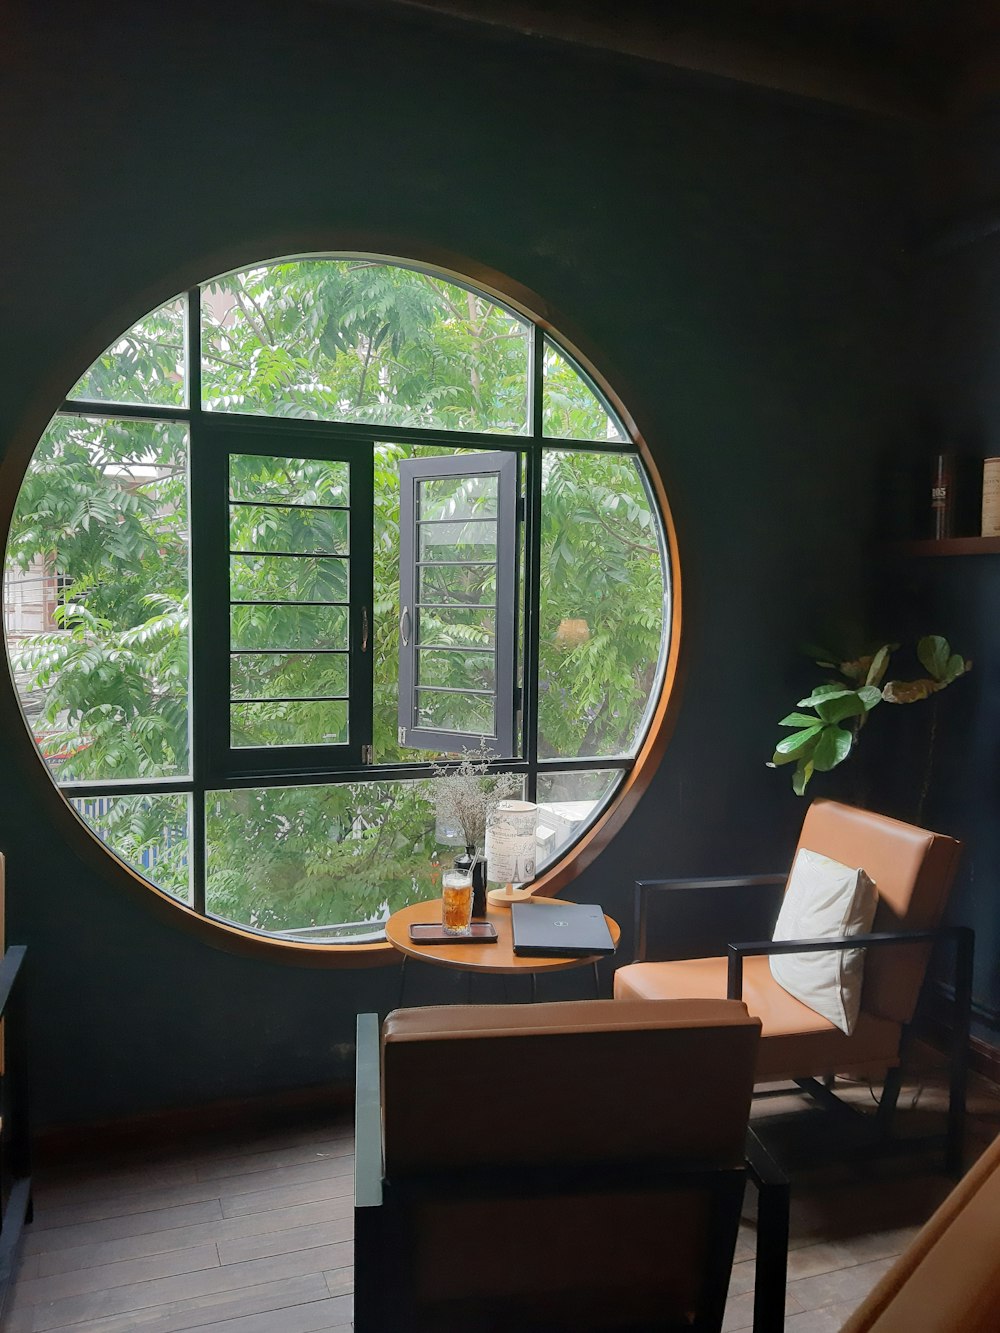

614,800,972,1170
354,999,790,1332
840,1130,1000,1332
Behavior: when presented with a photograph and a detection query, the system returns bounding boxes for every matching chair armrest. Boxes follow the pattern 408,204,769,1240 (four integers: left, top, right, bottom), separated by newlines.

634,876,786,962
726,925,973,1000
354,1012,383,1210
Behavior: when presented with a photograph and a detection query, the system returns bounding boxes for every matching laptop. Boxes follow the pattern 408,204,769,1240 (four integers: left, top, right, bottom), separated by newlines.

511,900,616,958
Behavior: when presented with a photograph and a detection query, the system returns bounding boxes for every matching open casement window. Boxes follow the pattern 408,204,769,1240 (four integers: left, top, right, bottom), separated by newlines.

193,426,374,780
397,452,518,757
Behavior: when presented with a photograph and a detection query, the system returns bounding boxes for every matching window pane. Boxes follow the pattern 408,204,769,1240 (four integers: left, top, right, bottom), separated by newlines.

5,415,190,782
231,651,349,699
229,454,349,506
230,603,349,651
202,260,529,434
538,450,666,759
231,700,348,748
230,505,349,556
229,554,349,603
418,605,495,647
205,779,451,939
415,689,494,735
372,443,513,764
542,339,626,443
70,297,186,409
418,519,496,564
418,563,496,605
535,769,623,870
72,793,191,902
419,474,498,521
417,648,495,693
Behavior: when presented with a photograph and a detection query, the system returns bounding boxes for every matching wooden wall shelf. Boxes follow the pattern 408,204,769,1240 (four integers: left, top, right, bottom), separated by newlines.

894,536,1000,557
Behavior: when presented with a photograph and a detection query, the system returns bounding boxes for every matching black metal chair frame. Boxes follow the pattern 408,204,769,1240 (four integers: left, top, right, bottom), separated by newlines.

0,944,30,1322
634,876,975,1174
354,1011,789,1333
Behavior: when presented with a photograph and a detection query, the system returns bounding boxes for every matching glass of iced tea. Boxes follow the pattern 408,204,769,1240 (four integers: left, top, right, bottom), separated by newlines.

441,869,474,936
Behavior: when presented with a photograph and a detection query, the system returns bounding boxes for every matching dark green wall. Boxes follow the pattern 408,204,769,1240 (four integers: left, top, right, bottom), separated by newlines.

882,103,1000,1036
1,0,916,1125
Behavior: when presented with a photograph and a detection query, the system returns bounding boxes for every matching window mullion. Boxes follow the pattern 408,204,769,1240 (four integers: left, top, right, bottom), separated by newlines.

186,285,207,913
522,324,545,800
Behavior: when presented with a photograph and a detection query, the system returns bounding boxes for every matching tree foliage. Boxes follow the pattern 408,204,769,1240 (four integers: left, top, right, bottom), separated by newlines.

6,260,666,937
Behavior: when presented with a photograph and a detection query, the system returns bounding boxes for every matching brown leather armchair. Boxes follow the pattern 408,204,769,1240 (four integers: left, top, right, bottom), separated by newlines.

839,1129,1000,1332
614,800,972,1171
354,999,790,1332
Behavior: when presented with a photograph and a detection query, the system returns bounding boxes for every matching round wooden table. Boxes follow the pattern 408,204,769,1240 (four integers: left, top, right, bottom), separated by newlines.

385,898,620,1004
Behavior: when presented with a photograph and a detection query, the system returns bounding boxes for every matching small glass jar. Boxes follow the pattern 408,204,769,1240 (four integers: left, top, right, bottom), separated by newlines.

441,868,474,936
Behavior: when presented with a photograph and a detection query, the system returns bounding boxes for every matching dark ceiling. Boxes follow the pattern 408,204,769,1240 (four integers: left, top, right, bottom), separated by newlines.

384,0,1000,119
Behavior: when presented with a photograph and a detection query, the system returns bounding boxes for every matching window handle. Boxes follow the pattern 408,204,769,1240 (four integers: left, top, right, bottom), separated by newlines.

399,605,410,647
361,605,369,654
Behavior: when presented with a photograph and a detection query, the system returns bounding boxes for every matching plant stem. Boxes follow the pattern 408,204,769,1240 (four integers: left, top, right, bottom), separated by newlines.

916,696,938,825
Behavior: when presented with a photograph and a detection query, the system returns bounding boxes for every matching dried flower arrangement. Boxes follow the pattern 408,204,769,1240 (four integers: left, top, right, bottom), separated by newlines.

430,740,521,852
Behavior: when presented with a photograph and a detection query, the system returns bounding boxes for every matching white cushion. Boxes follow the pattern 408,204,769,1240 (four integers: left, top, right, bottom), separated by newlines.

770,848,878,1035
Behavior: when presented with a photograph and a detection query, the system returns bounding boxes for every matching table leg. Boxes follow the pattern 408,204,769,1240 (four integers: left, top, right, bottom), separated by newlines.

530,973,537,1003
397,956,407,1010
593,961,601,998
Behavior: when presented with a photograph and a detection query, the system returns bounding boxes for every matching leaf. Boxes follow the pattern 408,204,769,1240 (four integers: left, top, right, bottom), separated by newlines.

812,724,853,772
769,750,798,767
917,635,950,681
865,645,892,688
798,687,856,709
857,685,883,711
774,725,824,756
792,757,814,796
778,711,821,728
838,656,871,684
814,692,865,725
943,653,970,684
882,678,937,704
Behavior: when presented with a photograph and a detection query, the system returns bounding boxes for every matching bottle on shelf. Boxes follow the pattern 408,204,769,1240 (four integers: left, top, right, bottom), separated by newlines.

931,451,955,540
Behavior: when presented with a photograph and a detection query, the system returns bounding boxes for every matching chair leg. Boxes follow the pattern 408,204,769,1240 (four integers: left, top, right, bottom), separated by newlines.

948,929,974,1176
752,1175,789,1333
876,1066,903,1140
744,1130,789,1333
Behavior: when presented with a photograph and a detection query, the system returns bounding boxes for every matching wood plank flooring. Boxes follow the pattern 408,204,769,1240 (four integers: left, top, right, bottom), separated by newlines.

8,1066,1000,1332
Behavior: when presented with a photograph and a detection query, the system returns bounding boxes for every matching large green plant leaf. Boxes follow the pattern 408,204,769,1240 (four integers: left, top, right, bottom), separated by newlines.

944,652,970,684
812,724,853,772
814,693,865,725
797,686,856,709
779,711,822,728
917,635,950,681
792,757,815,795
774,725,824,757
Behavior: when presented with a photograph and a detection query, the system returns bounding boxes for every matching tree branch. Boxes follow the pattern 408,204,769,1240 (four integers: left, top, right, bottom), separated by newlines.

234,282,276,348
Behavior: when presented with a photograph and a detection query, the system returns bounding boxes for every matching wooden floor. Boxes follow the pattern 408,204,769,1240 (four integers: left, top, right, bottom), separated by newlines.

7,1066,1000,1333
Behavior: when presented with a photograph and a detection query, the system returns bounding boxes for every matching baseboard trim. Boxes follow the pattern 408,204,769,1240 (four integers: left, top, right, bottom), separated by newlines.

35,1080,354,1161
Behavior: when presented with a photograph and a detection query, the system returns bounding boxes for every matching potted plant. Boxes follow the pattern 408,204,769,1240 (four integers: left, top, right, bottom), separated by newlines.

769,635,971,804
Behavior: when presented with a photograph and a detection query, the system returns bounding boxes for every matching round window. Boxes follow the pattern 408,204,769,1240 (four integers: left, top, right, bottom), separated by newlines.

3,255,674,949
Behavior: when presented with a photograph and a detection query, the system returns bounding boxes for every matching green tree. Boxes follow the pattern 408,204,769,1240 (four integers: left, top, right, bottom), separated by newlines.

6,260,666,936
